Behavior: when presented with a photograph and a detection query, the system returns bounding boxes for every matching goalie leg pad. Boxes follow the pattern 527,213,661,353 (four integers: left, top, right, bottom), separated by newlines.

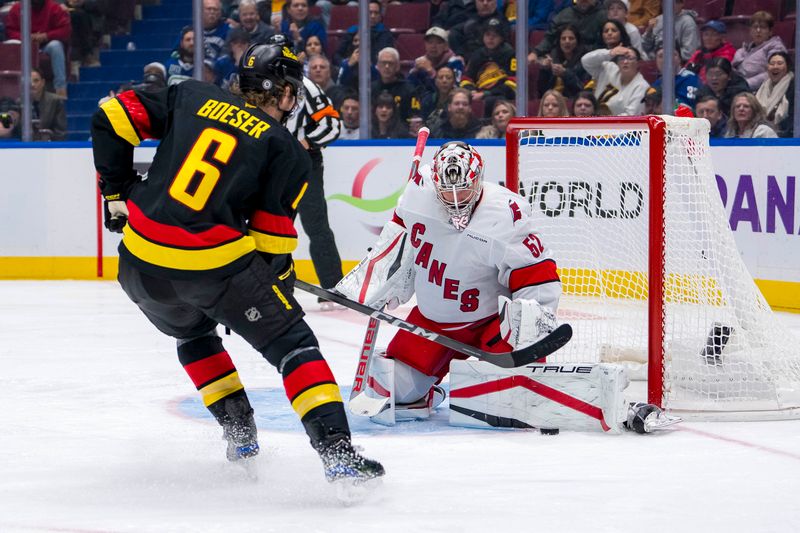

448,360,629,433
368,355,443,426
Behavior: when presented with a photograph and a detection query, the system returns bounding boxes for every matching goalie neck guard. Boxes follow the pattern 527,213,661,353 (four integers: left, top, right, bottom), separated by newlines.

431,141,485,231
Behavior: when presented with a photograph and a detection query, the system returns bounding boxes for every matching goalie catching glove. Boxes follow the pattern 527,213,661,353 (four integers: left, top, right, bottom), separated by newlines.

335,220,415,310
498,295,558,351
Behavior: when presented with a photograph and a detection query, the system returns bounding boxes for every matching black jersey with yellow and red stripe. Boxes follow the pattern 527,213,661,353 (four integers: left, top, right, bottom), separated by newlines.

91,80,312,279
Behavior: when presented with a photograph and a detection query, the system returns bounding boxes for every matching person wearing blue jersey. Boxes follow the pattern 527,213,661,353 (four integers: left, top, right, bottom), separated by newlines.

651,44,700,108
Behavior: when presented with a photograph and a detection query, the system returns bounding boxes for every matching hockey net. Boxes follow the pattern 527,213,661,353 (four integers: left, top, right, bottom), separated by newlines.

505,115,800,420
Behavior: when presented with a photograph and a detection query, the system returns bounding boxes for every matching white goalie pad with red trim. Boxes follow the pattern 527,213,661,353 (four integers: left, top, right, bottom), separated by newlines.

448,360,629,433
335,220,415,310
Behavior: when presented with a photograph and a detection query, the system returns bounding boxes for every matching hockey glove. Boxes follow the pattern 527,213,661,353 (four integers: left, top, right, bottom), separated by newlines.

498,295,558,350
99,174,138,233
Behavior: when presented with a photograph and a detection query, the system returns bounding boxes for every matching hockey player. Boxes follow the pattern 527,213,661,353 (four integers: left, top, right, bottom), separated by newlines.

91,42,383,486
336,141,678,433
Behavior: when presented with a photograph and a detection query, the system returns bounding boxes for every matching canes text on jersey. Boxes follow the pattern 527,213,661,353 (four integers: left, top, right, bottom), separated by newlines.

411,223,480,312
196,99,271,138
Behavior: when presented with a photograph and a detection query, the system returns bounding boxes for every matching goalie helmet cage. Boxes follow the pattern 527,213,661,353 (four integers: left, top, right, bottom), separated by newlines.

505,115,800,421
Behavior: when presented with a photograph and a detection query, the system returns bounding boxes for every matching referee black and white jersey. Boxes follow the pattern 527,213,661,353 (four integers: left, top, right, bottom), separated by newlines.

285,77,341,149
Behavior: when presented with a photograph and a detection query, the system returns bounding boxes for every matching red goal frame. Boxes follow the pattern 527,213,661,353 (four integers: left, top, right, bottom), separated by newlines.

505,116,668,407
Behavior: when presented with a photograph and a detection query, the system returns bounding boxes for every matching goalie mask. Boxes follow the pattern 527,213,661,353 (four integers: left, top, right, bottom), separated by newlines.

432,141,484,230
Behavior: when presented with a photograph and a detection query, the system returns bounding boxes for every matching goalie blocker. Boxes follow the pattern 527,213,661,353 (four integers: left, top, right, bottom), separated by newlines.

448,361,681,434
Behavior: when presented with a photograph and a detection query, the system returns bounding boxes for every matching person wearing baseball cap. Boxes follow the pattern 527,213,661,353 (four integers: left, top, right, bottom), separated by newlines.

685,19,736,83
408,26,465,91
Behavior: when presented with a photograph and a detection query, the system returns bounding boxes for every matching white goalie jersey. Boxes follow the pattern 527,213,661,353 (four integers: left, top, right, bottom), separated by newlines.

395,177,561,323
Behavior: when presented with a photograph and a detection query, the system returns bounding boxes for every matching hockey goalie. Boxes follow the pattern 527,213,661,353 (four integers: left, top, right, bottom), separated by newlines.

336,141,678,434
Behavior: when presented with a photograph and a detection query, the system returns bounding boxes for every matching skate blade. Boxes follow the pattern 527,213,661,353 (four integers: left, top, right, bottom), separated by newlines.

233,455,260,481
334,476,383,505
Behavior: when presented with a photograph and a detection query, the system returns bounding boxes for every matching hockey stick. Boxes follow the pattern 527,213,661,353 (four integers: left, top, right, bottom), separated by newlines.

296,279,573,369
347,127,430,415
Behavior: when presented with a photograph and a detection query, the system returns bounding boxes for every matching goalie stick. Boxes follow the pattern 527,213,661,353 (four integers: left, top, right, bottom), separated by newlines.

348,127,431,415
296,279,573,369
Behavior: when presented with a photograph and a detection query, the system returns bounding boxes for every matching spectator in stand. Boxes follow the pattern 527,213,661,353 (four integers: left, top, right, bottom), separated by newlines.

203,0,231,60
538,89,570,117
685,20,736,83
695,94,727,138
755,51,794,138
165,27,196,86
582,45,649,116
281,0,326,54
335,1,393,64
448,0,508,58
476,99,515,138
234,0,276,44
371,91,410,139
372,47,421,122
0,98,21,140
407,27,465,92
460,17,516,118
66,0,103,76
652,44,700,108
606,0,645,58
336,32,376,89
529,0,606,64
215,27,250,89
732,11,787,92
430,87,483,138
308,54,347,108
641,86,662,114
600,19,631,51
572,90,598,116
535,24,590,98
338,92,360,140
421,65,457,134
31,67,66,140
627,0,659,31
5,0,71,98
298,35,324,73
725,92,778,138
502,0,558,31
641,0,698,62
696,57,749,118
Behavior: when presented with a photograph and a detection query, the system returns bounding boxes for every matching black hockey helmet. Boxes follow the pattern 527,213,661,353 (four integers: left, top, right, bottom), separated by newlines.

237,42,304,98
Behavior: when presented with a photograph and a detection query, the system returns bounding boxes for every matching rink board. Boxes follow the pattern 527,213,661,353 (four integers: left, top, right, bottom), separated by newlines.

1,139,799,310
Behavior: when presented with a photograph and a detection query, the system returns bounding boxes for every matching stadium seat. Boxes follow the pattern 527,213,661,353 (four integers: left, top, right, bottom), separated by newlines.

396,33,425,61
720,19,752,48
684,0,725,23
384,3,430,33
638,60,659,84
0,43,22,72
329,5,358,32
529,30,546,49
774,19,796,48
0,72,20,99
470,98,484,118
527,98,540,116
326,33,341,60
731,0,781,18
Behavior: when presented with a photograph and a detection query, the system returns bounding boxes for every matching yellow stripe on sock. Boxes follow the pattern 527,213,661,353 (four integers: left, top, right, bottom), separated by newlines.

199,372,245,407
291,383,343,418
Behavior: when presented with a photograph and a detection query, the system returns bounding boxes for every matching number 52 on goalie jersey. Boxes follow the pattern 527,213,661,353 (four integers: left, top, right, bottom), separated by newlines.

91,79,313,279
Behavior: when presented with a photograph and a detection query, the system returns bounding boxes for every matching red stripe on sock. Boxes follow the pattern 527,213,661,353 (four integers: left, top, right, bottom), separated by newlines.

183,351,236,388
283,360,337,401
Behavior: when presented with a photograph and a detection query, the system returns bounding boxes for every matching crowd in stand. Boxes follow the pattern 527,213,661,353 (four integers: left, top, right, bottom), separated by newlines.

0,0,797,140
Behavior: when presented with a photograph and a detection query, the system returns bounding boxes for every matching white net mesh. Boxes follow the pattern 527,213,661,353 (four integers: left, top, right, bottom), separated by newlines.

511,116,800,420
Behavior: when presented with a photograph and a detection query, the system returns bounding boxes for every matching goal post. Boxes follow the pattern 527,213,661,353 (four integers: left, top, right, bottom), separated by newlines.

505,115,800,420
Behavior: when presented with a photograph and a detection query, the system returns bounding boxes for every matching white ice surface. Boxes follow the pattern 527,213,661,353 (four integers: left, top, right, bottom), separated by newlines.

2,281,800,533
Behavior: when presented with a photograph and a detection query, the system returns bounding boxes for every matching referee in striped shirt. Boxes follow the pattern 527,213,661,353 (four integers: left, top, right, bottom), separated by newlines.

283,51,344,302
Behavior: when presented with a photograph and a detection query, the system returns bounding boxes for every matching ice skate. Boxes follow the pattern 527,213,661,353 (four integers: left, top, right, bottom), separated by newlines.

318,437,384,502
222,414,260,462
625,402,682,434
